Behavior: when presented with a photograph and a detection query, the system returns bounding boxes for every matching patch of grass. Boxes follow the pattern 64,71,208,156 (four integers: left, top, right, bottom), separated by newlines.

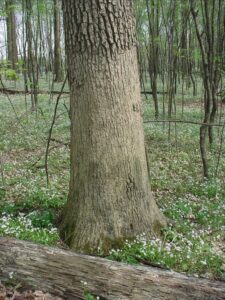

81,281,100,300
108,230,225,280
0,213,59,245
0,90,69,246
0,186,66,245
84,291,98,300
0,188,65,213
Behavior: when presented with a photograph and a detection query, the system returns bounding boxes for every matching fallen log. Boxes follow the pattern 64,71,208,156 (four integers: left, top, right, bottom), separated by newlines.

0,238,224,300
141,91,167,95
0,87,70,95
0,87,167,97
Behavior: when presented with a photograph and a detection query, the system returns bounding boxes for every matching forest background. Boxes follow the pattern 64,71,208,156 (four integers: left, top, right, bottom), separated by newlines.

0,0,224,284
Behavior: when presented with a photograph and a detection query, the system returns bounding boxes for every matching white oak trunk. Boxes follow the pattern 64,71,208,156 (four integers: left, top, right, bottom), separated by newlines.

60,0,166,253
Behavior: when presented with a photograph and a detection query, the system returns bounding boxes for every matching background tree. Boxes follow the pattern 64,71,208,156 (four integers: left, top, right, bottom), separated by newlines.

60,0,166,253
53,0,63,82
24,0,38,109
146,0,160,118
190,0,225,177
5,0,18,69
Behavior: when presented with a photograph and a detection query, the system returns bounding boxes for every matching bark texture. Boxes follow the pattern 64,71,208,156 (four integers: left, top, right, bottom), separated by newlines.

5,0,18,69
24,0,38,109
60,0,166,253
0,238,225,300
53,0,64,82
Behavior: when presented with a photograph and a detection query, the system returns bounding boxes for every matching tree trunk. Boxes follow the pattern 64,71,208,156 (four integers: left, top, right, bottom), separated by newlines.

25,0,38,110
53,0,64,82
60,0,166,254
0,238,225,300
5,0,18,70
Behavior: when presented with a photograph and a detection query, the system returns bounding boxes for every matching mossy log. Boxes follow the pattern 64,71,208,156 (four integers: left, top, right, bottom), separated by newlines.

0,238,225,300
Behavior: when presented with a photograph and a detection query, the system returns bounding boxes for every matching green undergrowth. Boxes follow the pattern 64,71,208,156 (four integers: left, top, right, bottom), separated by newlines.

108,182,225,280
0,83,225,280
108,109,225,280
0,91,69,245
0,186,66,245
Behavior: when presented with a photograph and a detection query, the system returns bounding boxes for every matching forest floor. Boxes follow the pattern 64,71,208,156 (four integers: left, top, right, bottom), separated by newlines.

0,79,225,295
0,282,63,300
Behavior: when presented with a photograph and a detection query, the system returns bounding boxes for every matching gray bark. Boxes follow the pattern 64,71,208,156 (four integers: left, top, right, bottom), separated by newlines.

60,0,166,254
53,0,64,82
5,0,18,70
25,0,38,109
0,238,225,300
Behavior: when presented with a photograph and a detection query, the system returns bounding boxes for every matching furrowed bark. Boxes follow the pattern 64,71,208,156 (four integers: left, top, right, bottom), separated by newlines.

60,0,166,253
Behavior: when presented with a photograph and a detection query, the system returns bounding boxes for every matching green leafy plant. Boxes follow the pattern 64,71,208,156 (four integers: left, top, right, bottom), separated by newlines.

0,213,59,245
4,68,19,81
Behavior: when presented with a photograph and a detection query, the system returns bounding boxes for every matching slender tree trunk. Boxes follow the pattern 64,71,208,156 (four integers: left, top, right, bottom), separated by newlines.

53,0,64,82
146,0,159,119
22,0,28,92
190,0,224,177
60,0,166,254
5,0,18,70
25,0,38,110
47,14,54,74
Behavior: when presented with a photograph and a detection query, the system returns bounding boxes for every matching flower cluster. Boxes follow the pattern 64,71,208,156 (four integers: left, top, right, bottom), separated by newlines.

0,212,59,245
108,229,224,279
